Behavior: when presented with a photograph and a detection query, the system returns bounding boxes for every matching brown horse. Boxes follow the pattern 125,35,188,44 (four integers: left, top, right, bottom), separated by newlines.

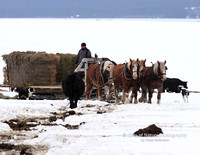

130,59,146,103
113,59,139,104
139,60,167,104
86,60,115,101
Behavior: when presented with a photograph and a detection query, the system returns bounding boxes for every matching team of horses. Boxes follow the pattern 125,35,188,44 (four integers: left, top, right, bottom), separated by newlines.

85,58,167,104
62,58,167,108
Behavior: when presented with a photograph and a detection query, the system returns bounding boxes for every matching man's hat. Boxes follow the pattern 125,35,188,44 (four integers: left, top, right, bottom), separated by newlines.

81,42,86,47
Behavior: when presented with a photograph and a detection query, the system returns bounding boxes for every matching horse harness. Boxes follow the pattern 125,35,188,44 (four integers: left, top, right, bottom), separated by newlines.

87,62,110,88
112,63,139,81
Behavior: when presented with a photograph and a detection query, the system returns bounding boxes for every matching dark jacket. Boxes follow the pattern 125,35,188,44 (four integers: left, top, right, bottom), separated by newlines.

75,47,91,64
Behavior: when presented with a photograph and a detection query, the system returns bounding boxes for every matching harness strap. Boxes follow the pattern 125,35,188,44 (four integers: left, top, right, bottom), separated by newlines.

123,63,133,80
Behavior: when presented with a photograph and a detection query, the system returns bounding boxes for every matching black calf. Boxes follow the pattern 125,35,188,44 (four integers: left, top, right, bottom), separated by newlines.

62,72,85,109
163,78,188,93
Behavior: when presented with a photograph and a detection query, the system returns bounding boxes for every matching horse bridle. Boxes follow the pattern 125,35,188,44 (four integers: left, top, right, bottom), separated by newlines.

123,62,139,80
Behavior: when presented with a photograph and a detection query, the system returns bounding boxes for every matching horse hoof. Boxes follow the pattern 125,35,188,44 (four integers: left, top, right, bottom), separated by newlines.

138,98,143,102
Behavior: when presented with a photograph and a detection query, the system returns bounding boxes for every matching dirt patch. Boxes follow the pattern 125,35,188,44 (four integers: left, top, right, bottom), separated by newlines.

0,143,47,155
134,124,163,137
64,122,86,130
4,119,38,131
4,110,84,131
1,110,85,154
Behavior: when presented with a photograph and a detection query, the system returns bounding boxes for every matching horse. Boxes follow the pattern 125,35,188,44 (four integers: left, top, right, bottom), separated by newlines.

112,59,139,104
85,60,115,101
129,59,146,103
139,60,167,104
62,72,85,109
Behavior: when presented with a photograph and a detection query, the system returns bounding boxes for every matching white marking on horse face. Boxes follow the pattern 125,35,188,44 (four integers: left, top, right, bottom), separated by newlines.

132,62,138,80
160,62,166,81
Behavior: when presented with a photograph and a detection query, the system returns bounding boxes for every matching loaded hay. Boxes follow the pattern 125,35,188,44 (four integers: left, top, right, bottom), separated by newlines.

2,51,77,88
56,53,77,84
2,51,60,87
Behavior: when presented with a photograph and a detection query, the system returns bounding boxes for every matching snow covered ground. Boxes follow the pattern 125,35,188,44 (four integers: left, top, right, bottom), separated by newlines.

0,87,200,154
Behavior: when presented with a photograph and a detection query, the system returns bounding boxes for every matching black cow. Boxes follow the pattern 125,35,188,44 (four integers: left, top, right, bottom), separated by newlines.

162,78,188,93
62,72,85,109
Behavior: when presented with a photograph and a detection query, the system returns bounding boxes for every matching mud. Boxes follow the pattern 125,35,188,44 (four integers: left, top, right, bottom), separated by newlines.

0,103,115,154
134,124,163,137
0,143,47,155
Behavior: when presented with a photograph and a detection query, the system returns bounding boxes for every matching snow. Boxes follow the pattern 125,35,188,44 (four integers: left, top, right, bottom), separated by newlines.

0,18,200,154
0,92,200,154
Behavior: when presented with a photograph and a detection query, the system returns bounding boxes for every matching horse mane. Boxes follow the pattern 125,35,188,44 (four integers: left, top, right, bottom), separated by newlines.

127,61,131,71
153,62,159,76
153,61,166,76
103,60,114,72
102,57,117,65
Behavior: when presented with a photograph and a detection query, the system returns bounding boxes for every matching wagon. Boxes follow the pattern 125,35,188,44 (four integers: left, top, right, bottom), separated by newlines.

1,51,103,99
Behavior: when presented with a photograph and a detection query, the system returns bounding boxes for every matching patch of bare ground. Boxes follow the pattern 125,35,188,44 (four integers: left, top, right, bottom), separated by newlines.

0,143,48,155
1,109,85,154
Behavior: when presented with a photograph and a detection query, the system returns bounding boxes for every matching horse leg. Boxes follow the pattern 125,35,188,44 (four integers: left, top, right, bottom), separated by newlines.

114,85,119,104
124,91,130,104
132,87,138,104
148,89,153,104
86,84,93,100
130,88,134,103
139,88,147,103
121,89,125,104
123,87,130,104
157,87,162,104
97,86,102,101
106,84,113,100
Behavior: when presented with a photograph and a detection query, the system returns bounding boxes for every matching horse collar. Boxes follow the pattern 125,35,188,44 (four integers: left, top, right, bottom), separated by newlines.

124,63,132,80
100,61,109,83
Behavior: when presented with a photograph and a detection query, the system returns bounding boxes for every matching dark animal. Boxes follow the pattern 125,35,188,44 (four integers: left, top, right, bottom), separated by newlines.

112,59,139,104
13,87,34,100
139,61,167,104
62,72,85,109
162,78,188,93
86,60,115,101
178,85,189,103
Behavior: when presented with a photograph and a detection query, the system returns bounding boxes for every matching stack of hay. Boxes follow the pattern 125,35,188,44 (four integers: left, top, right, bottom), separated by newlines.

2,51,77,87
56,53,77,84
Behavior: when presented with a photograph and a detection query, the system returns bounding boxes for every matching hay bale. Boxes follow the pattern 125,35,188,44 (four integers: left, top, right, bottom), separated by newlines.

56,53,77,84
3,67,8,85
2,51,60,87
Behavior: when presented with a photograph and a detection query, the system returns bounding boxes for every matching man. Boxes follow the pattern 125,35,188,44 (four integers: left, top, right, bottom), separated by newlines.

75,42,92,64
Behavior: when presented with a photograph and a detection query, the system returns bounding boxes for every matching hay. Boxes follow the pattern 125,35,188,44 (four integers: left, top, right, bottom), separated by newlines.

2,51,77,87
56,53,77,84
2,51,60,87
